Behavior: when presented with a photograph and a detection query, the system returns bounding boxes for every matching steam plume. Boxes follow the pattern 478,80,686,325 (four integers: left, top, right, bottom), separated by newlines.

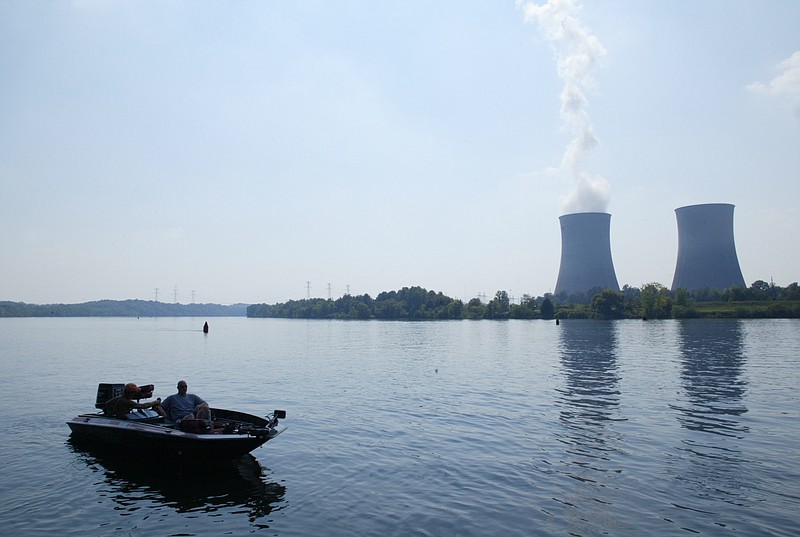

518,0,609,214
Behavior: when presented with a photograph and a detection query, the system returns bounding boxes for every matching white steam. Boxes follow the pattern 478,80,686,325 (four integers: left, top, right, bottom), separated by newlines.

518,0,610,214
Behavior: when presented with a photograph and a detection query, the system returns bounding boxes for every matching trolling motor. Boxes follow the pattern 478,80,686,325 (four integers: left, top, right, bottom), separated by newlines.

267,409,286,428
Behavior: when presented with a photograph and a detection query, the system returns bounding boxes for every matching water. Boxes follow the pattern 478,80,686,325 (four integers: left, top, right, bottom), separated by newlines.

0,317,798,536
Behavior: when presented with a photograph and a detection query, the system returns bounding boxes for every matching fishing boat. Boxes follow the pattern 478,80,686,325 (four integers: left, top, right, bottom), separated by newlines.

67,383,286,461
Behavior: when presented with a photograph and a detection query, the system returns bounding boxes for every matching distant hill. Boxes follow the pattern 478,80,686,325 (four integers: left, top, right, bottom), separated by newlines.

0,300,248,317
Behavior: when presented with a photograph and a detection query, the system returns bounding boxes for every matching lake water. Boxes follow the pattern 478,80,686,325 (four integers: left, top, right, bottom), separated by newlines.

0,317,798,536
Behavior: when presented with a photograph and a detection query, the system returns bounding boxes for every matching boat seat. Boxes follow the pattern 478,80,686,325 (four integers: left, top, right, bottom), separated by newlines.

178,419,212,434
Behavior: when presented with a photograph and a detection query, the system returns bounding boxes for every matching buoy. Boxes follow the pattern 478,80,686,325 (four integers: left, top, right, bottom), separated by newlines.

203,322,209,333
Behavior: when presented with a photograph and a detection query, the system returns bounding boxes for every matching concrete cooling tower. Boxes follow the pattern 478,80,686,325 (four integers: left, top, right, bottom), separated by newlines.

671,203,746,291
554,212,620,296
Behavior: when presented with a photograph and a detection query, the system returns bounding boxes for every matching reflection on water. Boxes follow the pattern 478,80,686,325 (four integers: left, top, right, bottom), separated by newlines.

555,321,624,470
671,319,750,515
548,321,627,534
673,319,748,437
557,321,622,429
67,438,286,527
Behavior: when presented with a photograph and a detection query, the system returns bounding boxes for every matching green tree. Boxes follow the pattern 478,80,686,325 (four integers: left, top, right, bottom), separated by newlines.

374,299,406,319
641,282,672,319
511,294,536,319
465,298,485,320
487,290,510,319
692,287,722,302
780,282,800,301
540,297,555,320
749,280,772,300
351,302,371,319
722,286,748,302
591,290,625,319
673,287,689,307
671,287,696,318
446,300,464,319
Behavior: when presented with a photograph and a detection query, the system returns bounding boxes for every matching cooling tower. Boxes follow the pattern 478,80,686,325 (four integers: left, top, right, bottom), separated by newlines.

554,212,620,296
671,203,746,291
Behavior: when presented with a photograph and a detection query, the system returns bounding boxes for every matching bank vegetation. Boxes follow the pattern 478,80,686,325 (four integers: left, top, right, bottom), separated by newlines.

247,281,800,321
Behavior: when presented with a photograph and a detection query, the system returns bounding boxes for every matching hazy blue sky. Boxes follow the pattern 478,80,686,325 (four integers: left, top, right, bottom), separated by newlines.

2,0,798,305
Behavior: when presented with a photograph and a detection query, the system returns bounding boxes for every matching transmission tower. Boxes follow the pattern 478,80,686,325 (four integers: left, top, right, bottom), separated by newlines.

306,281,311,300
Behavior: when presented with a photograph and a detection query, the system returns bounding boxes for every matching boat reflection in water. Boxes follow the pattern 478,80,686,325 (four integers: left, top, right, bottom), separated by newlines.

67,437,286,524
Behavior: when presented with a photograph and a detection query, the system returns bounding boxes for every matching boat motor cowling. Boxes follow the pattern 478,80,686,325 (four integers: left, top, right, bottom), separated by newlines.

95,383,156,409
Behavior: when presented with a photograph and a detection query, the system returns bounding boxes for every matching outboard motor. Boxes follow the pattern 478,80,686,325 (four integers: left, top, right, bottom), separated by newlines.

95,383,155,409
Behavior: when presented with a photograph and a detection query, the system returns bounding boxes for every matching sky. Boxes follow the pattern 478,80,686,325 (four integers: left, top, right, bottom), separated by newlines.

1,0,798,306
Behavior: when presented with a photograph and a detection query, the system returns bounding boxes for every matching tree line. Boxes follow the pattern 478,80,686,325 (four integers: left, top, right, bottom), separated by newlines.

0,300,249,317
3,280,797,319
247,287,540,320
246,281,800,321
586,280,800,320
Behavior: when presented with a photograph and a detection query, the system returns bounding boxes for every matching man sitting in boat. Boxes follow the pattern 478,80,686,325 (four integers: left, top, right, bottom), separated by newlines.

160,380,210,423
104,383,165,418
